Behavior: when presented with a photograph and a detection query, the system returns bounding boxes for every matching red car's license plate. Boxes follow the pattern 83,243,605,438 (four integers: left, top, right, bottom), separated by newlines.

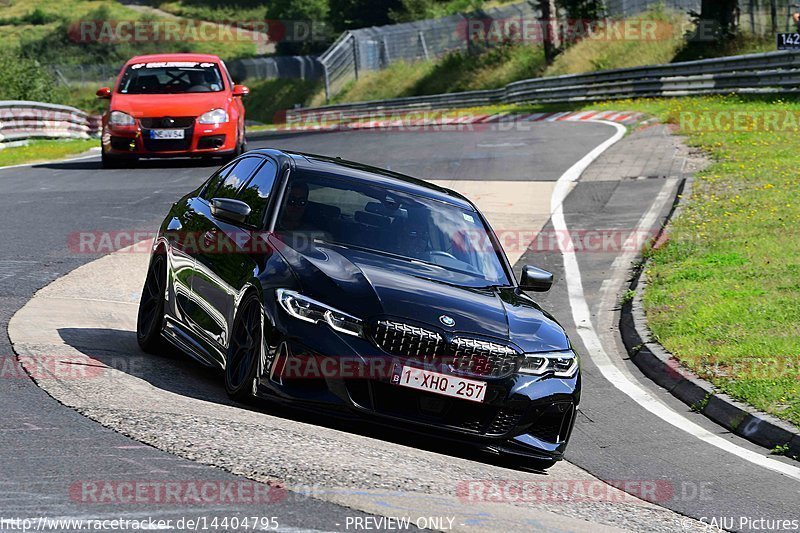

392,365,487,403
149,129,184,140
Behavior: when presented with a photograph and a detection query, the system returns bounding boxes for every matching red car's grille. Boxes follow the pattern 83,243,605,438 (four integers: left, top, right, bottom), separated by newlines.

139,116,195,128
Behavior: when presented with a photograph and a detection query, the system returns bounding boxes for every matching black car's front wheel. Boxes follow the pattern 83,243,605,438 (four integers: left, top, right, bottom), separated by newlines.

137,253,167,353
225,292,263,402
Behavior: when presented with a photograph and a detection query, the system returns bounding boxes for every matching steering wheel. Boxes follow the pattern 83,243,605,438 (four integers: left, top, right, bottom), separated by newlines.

429,251,458,261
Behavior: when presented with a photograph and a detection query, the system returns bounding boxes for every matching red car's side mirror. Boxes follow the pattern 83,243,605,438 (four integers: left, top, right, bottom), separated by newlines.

232,84,250,97
96,87,112,99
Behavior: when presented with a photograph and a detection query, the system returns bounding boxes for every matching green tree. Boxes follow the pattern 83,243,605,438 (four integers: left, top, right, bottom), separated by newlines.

699,0,739,38
265,0,331,55
329,0,404,32
532,0,560,64
389,0,484,23
0,50,57,102
556,0,604,20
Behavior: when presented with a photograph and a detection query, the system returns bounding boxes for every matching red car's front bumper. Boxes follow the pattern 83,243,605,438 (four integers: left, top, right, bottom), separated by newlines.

102,118,238,158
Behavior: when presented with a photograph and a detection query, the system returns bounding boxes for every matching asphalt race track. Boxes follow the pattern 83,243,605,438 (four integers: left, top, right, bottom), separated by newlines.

2,121,798,532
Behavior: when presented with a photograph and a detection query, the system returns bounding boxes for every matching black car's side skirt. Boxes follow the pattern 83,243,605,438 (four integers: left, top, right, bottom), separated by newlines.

162,319,221,369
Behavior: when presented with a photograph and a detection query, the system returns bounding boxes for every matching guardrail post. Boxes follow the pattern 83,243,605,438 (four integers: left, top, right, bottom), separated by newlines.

323,62,331,104
418,31,429,61
352,35,359,80
382,36,391,67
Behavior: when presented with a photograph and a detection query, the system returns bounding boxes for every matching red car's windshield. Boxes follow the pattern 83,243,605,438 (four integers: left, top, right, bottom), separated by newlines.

118,61,224,94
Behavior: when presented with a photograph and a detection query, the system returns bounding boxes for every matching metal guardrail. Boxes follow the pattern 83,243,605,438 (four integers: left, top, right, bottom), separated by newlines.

319,3,537,101
0,101,99,143
289,50,800,121
227,55,323,82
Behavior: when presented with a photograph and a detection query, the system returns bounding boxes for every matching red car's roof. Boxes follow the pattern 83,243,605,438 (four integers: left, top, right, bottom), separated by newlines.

126,53,223,64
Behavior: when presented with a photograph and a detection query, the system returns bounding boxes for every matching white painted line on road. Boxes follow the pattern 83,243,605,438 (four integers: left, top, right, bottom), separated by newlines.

552,119,800,482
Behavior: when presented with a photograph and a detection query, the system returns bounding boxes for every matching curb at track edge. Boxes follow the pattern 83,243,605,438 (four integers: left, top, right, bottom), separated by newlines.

618,177,800,462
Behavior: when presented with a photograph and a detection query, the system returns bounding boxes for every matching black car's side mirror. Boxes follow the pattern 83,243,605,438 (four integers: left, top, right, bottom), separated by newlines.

519,265,553,292
211,198,251,225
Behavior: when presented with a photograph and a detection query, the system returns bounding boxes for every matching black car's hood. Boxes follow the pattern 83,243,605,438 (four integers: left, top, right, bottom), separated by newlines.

276,240,569,352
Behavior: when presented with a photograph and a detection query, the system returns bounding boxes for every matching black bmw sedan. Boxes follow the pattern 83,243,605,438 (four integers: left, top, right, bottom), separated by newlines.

137,149,580,468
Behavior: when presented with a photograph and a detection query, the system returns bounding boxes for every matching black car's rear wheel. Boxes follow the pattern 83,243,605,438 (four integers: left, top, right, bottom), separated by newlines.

137,253,167,353
225,292,263,402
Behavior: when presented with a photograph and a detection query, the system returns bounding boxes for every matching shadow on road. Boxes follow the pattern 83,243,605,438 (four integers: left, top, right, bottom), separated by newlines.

35,158,224,171
58,326,553,475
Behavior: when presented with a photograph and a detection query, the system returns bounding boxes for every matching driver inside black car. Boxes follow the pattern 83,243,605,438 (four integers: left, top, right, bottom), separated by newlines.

279,182,311,230
275,182,334,252
399,216,432,260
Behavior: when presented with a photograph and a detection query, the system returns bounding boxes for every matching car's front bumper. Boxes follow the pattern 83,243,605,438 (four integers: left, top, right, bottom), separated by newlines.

257,312,581,461
102,120,238,157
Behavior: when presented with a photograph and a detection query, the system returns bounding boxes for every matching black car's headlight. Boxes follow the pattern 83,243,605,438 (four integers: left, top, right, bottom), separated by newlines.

276,289,363,337
520,350,579,378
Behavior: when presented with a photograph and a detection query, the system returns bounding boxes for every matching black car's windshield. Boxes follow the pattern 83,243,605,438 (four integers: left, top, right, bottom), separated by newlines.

275,169,510,285
118,61,224,94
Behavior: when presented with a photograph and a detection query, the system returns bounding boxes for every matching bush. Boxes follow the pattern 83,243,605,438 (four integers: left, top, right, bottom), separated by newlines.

0,50,58,102
245,77,321,123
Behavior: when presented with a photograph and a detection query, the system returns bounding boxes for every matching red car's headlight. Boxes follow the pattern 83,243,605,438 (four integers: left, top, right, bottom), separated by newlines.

198,108,229,125
109,111,135,126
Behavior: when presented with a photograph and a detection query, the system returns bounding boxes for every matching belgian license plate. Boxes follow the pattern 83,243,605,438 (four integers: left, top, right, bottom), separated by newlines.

393,365,487,403
150,129,184,139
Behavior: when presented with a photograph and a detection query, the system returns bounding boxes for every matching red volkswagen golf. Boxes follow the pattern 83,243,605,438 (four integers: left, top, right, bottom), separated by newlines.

97,53,249,168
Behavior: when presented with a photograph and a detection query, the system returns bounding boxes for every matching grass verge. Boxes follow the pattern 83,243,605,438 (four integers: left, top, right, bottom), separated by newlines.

595,95,800,428
0,138,97,167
